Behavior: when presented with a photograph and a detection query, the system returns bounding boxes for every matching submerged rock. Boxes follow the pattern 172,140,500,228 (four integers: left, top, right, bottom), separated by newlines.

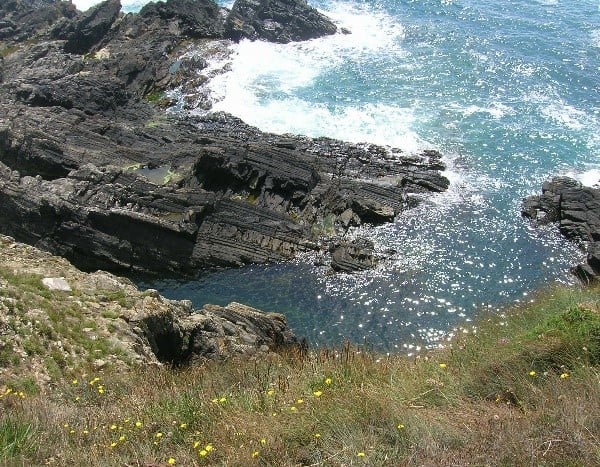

522,176,600,283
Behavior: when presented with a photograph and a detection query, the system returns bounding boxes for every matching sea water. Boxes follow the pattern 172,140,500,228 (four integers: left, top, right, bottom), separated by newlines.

75,0,600,352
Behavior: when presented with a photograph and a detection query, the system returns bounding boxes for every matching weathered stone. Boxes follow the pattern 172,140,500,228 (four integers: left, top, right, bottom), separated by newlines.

225,0,337,43
0,0,449,277
53,0,122,54
523,177,600,283
42,277,72,292
330,238,378,273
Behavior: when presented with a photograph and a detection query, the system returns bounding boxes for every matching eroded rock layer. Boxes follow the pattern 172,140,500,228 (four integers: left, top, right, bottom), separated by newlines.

0,0,449,276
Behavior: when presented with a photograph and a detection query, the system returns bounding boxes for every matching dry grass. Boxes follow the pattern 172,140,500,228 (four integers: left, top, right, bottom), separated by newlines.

2,286,600,466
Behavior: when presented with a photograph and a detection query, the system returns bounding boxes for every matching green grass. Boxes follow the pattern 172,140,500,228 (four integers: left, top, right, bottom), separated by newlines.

0,417,33,460
2,281,600,465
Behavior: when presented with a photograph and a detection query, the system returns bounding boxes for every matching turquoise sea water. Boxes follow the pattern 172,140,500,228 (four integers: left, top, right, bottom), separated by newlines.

78,0,600,351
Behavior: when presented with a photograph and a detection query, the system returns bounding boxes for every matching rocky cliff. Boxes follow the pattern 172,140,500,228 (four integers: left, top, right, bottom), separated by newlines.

0,0,449,276
0,234,299,388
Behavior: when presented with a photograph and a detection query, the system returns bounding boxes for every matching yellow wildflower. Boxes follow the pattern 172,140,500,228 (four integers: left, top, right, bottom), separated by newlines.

296,399,304,404
205,444,214,452
167,458,176,465
397,424,405,429
325,377,332,385
199,450,208,457
135,421,142,428
110,425,117,431
313,390,323,397
560,372,570,379
193,441,201,449
110,442,117,448
119,435,126,442
266,389,275,396
252,450,260,458
72,379,78,385
219,396,227,403
179,422,187,429
357,452,366,457
155,432,163,438
314,433,321,438
290,406,298,412
439,363,447,369
529,371,536,377
260,438,267,445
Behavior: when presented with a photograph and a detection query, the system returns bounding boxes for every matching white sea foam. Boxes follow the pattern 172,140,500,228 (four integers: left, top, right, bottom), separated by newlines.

565,168,600,187
444,102,514,119
202,1,423,151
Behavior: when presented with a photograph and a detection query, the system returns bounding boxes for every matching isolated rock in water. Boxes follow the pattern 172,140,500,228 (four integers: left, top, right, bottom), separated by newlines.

523,176,600,282
225,0,337,43
330,238,378,273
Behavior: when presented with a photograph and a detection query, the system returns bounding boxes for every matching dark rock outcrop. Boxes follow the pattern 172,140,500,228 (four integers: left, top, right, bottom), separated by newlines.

52,0,121,54
0,0,77,42
0,0,449,276
139,0,225,39
330,238,378,273
522,176,600,282
225,0,337,43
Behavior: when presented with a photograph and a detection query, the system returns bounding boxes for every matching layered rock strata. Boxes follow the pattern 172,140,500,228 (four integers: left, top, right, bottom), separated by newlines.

0,0,449,276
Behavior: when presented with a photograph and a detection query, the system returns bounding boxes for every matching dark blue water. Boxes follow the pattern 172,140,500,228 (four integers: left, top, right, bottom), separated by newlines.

95,0,599,352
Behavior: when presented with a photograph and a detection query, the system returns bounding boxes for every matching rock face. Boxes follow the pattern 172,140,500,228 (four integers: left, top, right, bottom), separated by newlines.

0,0,449,276
52,0,121,54
225,0,337,43
0,234,299,387
522,177,600,282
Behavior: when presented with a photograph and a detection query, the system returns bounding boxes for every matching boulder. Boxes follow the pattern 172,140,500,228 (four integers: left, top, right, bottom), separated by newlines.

225,0,337,43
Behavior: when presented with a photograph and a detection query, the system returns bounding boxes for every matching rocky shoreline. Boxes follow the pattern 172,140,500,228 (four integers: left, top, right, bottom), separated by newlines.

523,177,600,283
0,0,449,277
0,234,300,387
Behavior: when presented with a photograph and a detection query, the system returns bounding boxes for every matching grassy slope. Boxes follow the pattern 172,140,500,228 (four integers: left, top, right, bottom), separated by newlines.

2,265,600,465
